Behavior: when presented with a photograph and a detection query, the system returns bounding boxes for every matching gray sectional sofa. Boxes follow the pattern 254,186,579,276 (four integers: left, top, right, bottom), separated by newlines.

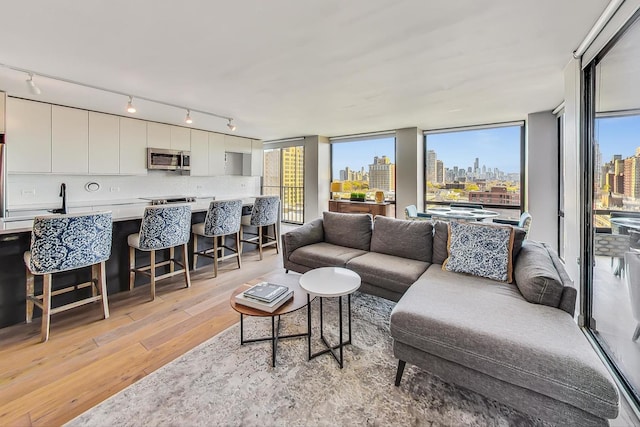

282,211,619,426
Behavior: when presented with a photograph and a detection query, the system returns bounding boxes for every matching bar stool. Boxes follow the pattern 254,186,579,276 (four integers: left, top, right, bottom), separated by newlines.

24,211,113,342
240,196,280,260
192,199,243,277
128,204,192,300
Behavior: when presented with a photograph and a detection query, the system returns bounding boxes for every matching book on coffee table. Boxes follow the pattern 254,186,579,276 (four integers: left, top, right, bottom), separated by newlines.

235,288,294,313
243,282,289,303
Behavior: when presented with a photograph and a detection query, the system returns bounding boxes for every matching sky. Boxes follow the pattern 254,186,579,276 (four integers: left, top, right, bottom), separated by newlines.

331,126,522,179
596,115,640,163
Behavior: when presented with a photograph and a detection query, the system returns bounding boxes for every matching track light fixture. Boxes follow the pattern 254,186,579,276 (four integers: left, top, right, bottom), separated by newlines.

2,63,238,131
26,73,41,95
126,96,136,113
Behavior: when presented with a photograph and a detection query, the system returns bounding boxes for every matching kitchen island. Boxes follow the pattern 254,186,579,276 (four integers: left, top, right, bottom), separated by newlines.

0,197,265,328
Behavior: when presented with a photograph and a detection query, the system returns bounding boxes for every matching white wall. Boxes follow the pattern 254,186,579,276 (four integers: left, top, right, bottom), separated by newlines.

302,135,330,222
6,172,260,210
395,127,424,219
526,111,559,247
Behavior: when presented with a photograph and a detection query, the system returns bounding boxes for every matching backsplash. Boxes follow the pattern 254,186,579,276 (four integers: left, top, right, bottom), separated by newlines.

7,172,261,209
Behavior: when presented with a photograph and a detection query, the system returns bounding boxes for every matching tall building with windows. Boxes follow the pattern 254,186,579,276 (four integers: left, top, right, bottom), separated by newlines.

436,160,444,184
426,150,437,183
369,155,395,191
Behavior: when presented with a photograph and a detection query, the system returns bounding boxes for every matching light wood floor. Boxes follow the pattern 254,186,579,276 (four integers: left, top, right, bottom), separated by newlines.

0,250,283,427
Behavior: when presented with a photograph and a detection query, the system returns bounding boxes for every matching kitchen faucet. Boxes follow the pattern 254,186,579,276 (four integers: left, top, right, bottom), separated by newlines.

51,183,67,214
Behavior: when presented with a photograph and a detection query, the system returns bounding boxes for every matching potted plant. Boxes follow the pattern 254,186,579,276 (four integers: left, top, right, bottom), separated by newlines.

350,192,366,202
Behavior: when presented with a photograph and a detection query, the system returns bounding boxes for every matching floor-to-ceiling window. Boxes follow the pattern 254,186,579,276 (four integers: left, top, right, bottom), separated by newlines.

263,146,304,224
424,124,524,219
330,134,396,211
585,11,640,405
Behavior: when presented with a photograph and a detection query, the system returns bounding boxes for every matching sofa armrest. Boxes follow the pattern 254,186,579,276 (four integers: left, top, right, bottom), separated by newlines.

282,219,324,261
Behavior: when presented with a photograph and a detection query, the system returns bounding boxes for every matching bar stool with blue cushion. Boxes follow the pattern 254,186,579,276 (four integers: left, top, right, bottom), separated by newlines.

128,204,192,300
240,196,280,260
24,211,113,342
192,199,243,277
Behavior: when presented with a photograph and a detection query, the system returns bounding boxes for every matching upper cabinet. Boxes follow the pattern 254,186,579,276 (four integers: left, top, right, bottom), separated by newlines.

251,139,263,177
170,126,191,151
88,112,120,174
147,122,171,149
209,132,226,176
52,106,89,174
6,98,52,173
119,117,147,175
224,135,251,154
189,129,209,176
0,92,6,133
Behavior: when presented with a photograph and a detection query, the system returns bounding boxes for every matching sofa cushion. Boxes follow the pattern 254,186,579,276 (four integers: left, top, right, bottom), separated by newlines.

289,242,367,269
514,240,564,308
443,221,514,282
346,252,430,295
283,218,324,255
370,216,433,262
433,220,526,267
390,266,619,420
323,211,372,251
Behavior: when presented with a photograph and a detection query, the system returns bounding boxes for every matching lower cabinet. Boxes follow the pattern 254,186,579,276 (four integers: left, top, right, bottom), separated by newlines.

328,200,390,217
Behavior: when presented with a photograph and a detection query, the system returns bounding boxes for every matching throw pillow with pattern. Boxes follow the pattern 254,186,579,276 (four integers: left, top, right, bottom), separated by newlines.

443,221,515,283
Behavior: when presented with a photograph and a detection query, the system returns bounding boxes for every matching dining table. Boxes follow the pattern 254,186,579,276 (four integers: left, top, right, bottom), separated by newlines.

426,206,500,221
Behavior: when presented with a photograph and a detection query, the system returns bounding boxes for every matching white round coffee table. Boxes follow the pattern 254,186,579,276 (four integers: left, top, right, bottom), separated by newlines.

299,267,361,368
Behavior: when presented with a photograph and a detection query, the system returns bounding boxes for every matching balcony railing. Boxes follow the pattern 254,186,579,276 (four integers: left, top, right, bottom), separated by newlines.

263,185,304,224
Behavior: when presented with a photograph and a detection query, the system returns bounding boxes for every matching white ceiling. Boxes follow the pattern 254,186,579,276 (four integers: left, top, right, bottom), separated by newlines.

0,0,608,140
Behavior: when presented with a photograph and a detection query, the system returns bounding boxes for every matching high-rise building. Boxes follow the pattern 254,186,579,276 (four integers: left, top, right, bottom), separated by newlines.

426,150,437,183
474,157,479,173
263,149,281,189
369,155,395,191
624,155,640,199
436,160,444,184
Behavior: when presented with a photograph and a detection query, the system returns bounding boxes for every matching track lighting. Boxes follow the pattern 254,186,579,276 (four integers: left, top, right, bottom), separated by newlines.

227,119,237,132
126,96,136,113
185,109,193,124
26,73,41,95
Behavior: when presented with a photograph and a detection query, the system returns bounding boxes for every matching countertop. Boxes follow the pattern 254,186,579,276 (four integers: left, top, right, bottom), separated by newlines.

0,197,256,235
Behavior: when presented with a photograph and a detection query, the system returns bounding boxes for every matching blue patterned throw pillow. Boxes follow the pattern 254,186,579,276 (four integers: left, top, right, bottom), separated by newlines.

443,221,515,283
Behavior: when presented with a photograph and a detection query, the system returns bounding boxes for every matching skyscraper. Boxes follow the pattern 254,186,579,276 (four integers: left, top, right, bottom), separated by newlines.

426,150,437,183
369,155,395,191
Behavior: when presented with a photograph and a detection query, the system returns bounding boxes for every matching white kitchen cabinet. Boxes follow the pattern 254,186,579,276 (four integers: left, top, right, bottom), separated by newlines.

6,98,52,173
209,132,226,176
0,92,5,133
52,106,89,174
119,117,147,175
170,125,191,151
251,139,263,177
147,122,171,149
88,112,120,174
189,129,209,176
224,134,251,154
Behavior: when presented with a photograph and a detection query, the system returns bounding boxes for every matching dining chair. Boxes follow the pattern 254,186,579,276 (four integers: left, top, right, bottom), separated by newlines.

240,196,280,260
494,212,533,237
192,199,243,277
128,204,192,300
623,251,640,341
594,232,630,277
404,205,431,221
25,211,113,342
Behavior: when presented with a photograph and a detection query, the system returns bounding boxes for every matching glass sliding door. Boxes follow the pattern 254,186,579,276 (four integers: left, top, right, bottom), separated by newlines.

586,13,640,404
263,146,304,224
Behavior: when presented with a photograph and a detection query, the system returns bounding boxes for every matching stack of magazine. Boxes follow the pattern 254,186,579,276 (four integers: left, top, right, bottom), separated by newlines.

235,282,293,313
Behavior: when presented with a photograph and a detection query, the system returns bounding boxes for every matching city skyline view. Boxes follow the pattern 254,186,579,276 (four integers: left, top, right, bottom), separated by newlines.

596,115,640,162
331,136,395,180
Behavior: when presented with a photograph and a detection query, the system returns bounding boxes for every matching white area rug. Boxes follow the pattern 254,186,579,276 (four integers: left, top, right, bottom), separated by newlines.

66,292,545,426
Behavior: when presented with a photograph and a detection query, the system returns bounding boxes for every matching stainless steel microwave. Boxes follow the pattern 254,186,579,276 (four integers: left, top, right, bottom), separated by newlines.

147,148,191,172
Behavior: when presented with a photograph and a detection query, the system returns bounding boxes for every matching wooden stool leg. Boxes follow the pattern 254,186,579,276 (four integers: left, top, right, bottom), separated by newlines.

41,274,52,342
98,261,109,319
169,247,175,273
239,227,243,254
258,227,264,260
129,246,136,291
150,250,156,300
236,231,242,269
182,243,191,288
26,268,35,323
193,233,198,270
213,236,219,277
